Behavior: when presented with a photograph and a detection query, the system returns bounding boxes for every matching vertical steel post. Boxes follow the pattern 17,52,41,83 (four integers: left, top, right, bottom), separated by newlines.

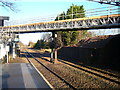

6,51,8,63
72,5,74,28
13,42,16,59
6,45,9,63
72,5,73,19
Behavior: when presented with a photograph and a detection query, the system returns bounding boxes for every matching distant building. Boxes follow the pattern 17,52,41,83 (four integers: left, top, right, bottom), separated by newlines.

0,16,9,26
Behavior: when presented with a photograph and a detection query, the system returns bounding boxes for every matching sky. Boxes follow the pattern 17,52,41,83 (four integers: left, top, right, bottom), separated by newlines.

0,0,117,45
1,0,110,20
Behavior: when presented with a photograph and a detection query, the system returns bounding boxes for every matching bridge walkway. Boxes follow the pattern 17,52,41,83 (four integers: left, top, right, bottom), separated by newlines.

2,63,52,89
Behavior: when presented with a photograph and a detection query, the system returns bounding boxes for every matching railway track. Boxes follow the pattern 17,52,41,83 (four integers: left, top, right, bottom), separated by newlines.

31,49,120,86
58,59,120,85
24,50,77,89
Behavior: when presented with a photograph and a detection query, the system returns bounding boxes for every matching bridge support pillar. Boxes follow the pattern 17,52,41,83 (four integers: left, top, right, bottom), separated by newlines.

51,49,57,64
50,32,57,64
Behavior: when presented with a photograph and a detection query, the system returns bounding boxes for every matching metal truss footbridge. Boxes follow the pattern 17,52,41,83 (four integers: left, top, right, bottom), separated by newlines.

0,6,120,34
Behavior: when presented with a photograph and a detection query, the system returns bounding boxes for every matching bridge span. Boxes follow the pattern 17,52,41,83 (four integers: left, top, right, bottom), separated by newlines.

1,14,120,33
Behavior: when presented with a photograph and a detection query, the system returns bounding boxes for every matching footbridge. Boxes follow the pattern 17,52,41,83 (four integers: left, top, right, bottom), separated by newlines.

1,14,120,33
0,6,120,34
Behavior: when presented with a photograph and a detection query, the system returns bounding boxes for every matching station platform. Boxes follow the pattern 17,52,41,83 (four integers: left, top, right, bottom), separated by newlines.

1,63,52,89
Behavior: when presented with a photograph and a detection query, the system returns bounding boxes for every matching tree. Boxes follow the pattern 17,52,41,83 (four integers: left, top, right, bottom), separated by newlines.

42,33,52,42
33,33,52,49
55,4,87,47
66,4,85,19
33,40,40,49
55,11,66,21
33,39,49,49
0,0,17,12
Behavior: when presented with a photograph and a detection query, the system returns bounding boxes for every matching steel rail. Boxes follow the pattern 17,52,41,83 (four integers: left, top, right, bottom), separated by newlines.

32,49,120,85
58,59,120,85
25,50,77,89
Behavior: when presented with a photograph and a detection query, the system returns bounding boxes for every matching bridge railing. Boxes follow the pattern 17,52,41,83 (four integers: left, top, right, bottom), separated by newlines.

0,6,120,34
4,6,119,26
56,6,119,20
1,14,119,34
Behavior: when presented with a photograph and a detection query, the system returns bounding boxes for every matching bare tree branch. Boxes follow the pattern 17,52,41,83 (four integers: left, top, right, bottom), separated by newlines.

0,0,18,12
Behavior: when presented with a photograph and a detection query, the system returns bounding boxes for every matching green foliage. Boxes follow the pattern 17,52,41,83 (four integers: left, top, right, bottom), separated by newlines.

55,12,66,21
33,39,50,49
33,33,53,49
66,4,85,19
62,31,71,46
71,31,79,44
55,4,85,21
55,4,87,47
